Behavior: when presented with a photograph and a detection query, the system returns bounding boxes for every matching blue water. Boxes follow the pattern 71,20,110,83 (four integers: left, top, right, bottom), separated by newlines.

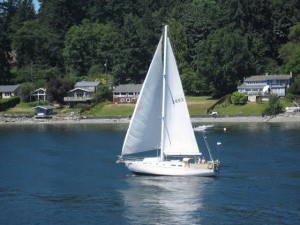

0,123,300,225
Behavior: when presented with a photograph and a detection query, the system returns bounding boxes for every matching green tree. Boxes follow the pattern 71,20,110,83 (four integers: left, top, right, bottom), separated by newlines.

195,28,253,97
10,0,35,33
0,21,12,83
181,70,210,96
181,0,222,63
288,75,300,95
63,21,119,76
221,0,300,71
279,23,300,74
38,0,87,35
12,20,60,66
167,18,189,72
263,94,283,116
11,18,62,83
0,0,20,83
46,78,74,103
93,84,112,102
114,14,150,83
20,82,35,102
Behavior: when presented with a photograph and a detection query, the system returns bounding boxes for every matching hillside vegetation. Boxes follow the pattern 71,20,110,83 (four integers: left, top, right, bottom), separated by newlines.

1,0,300,103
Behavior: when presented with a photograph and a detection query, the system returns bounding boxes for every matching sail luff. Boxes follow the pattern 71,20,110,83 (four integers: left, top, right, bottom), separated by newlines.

121,38,163,156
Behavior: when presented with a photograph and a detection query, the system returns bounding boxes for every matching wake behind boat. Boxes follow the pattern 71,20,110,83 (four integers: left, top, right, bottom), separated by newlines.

117,25,220,176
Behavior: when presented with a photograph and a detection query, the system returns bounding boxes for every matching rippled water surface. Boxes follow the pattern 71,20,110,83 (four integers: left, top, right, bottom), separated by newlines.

0,123,300,224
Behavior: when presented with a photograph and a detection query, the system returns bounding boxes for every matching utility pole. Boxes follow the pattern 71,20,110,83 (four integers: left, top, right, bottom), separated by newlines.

31,61,33,81
104,59,107,74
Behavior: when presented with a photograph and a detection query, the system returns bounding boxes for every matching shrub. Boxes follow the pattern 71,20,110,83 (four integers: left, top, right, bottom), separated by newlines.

0,97,20,111
28,100,50,107
230,92,247,105
262,94,283,116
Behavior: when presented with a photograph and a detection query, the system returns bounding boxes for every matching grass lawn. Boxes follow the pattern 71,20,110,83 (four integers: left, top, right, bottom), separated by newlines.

1,96,293,117
0,102,80,116
214,102,267,115
83,102,135,116
213,98,292,115
82,96,218,116
186,96,218,115
0,102,35,115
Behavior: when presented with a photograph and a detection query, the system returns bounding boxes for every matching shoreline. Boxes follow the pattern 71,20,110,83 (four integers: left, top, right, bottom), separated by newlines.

1,113,300,125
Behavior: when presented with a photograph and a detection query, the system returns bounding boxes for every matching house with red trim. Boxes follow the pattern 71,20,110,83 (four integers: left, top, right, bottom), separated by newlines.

113,84,142,103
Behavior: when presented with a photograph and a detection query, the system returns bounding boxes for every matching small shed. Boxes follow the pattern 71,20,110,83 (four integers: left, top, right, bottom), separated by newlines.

33,105,55,118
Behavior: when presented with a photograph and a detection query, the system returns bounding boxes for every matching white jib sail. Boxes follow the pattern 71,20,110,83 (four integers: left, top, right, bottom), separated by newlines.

121,38,163,156
162,37,200,156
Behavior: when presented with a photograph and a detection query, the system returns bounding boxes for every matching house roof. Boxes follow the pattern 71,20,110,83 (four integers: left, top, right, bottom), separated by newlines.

75,81,100,87
113,84,142,93
33,105,55,110
68,87,91,93
244,75,292,82
32,88,46,93
0,84,21,92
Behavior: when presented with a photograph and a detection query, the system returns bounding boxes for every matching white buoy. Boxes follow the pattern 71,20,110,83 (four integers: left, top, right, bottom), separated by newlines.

224,128,227,132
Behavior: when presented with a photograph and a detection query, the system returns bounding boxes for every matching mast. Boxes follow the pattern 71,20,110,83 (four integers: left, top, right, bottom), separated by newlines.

160,25,168,161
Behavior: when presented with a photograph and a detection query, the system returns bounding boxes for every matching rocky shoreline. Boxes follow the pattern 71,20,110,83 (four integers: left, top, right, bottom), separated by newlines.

1,112,300,125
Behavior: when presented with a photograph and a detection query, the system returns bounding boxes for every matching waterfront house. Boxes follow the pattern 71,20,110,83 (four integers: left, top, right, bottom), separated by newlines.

113,84,142,103
237,74,292,102
31,88,47,101
33,105,55,118
0,84,21,99
64,81,101,106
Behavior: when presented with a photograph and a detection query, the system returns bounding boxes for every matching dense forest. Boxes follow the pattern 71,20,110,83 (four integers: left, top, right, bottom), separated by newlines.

1,0,300,102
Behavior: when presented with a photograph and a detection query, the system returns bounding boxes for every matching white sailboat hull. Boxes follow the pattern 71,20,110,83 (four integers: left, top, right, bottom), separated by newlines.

123,158,219,177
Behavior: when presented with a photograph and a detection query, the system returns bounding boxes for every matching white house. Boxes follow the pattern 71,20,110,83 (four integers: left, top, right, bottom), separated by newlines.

237,74,292,102
31,88,47,101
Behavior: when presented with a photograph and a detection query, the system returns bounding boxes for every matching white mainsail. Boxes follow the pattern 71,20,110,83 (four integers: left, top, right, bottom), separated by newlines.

121,38,163,156
162,37,200,156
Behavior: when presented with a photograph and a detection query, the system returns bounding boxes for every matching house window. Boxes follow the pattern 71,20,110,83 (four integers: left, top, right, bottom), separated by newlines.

271,80,276,85
4,92,11,96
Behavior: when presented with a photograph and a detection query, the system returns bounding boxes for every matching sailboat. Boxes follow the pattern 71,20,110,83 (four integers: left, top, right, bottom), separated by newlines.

117,25,220,176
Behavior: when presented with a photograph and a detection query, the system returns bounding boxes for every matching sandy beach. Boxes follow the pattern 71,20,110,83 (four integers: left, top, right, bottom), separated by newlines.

1,112,300,125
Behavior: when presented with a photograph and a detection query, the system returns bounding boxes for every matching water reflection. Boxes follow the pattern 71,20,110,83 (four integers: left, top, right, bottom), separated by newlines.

120,176,211,225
